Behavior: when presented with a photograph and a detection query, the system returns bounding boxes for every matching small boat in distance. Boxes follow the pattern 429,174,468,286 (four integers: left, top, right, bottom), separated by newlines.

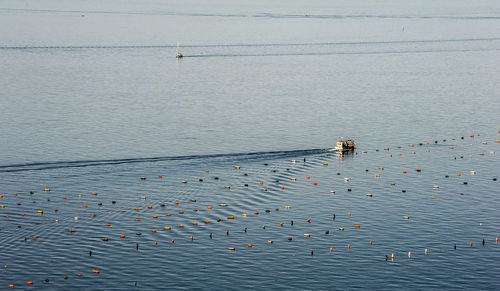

335,138,355,151
176,42,183,59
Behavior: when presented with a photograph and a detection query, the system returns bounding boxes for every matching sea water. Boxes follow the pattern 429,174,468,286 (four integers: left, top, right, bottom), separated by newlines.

1,0,499,289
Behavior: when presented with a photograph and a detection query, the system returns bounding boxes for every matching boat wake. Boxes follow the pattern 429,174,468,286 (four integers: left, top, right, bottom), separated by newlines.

0,148,334,173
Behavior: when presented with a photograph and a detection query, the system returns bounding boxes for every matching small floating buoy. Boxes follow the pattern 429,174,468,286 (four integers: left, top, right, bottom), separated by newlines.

403,216,410,220
102,237,109,241
227,216,234,220
181,180,187,184
366,193,373,197
304,234,311,237
268,240,273,244
330,190,336,194
425,248,428,255
408,251,411,258
354,225,360,228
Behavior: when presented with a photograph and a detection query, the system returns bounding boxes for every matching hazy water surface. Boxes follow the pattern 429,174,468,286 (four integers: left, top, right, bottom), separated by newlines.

1,0,499,289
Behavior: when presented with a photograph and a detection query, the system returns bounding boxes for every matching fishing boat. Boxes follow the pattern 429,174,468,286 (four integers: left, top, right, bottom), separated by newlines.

176,42,183,58
335,138,355,151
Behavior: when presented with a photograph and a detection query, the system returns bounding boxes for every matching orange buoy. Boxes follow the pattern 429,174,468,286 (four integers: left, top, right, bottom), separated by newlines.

207,206,213,210
9,284,14,288
193,222,198,226
398,153,402,157
134,208,139,211
307,218,311,223
152,229,157,233
354,225,360,228
281,186,285,190
32,235,37,239
70,229,76,233
457,173,461,176
166,213,171,216
92,270,100,274
155,241,158,245
171,239,175,243
248,244,252,248
158,175,163,179
175,201,179,205
121,210,126,213
204,220,210,224
259,181,264,185
416,169,421,172
330,247,333,253
313,182,318,186
348,211,351,216
153,216,158,219
120,235,125,239
105,224,111,227
254,211,259,215
179,224,184,228
280,222,284,227
470,241,473,247
403,170,407,174
306,176,310,180
190,235,194,241
135,218,140,222
179,211,184,214
347,244,351,249
83,204,88,208
20,213,25,216
147,205,152,209
369,241,373,245
27,281,33,285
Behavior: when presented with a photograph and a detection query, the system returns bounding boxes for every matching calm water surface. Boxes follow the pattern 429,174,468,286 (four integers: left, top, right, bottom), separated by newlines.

1,0,499,289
